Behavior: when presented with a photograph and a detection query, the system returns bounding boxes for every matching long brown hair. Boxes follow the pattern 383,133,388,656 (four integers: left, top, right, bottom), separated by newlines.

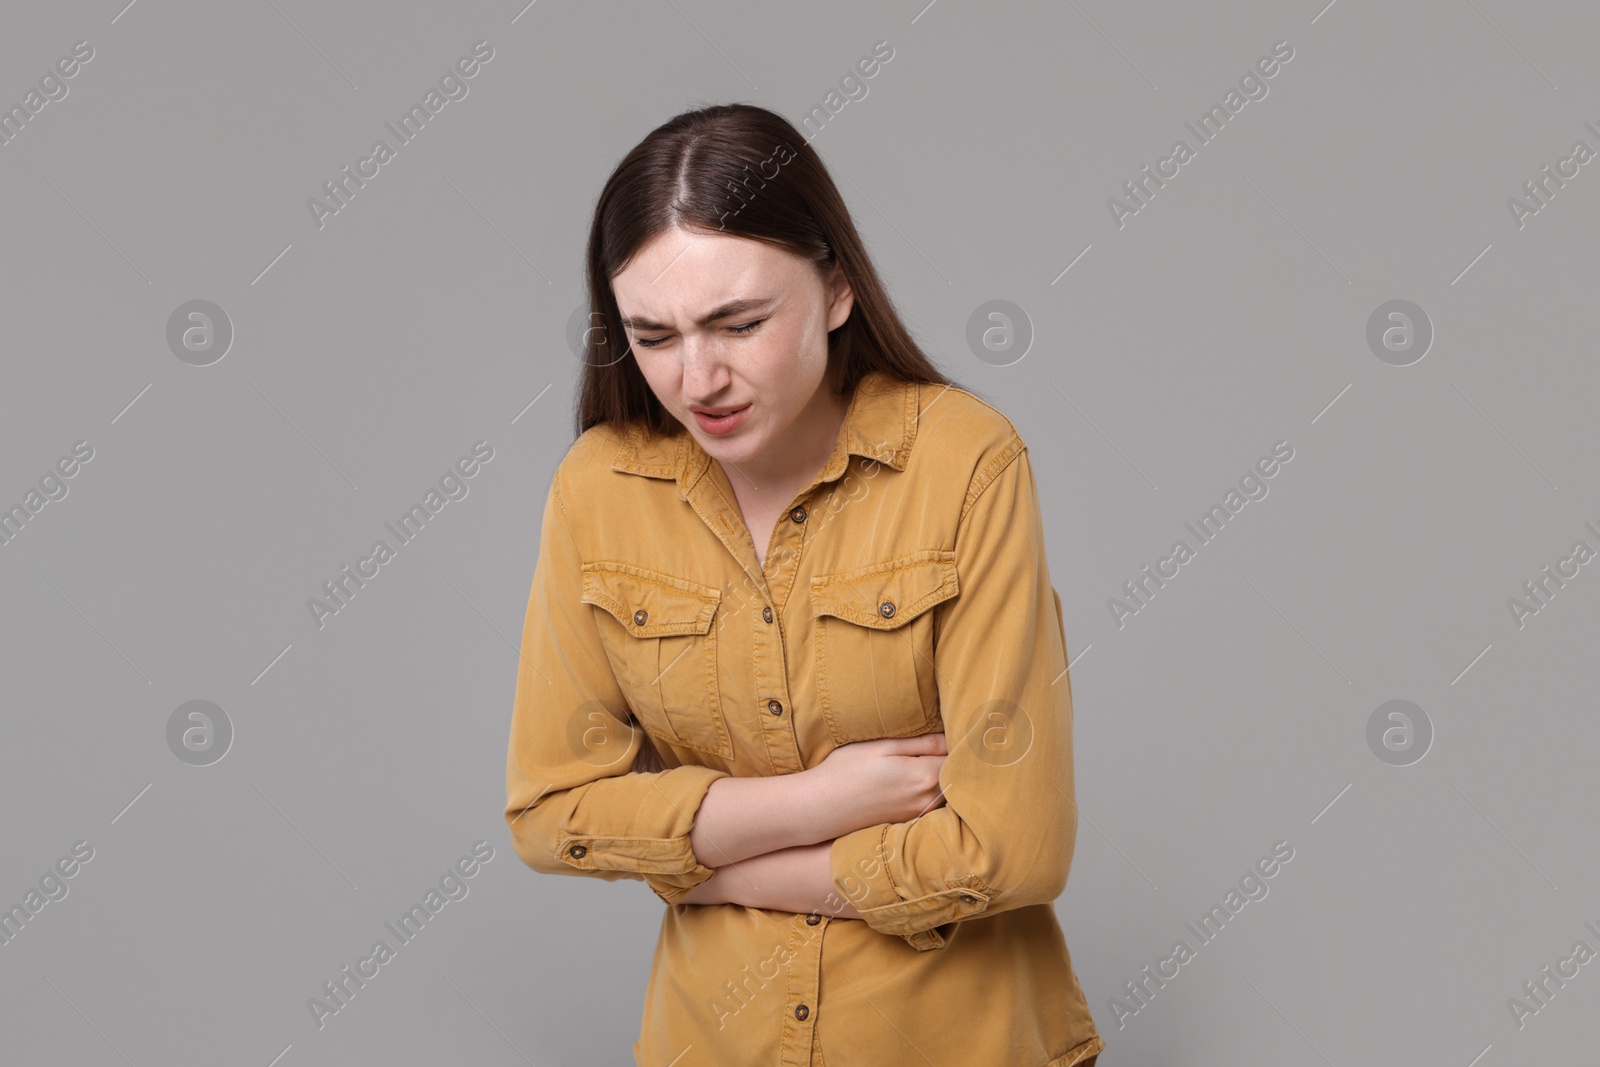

574,102,961,441
580,104,965,774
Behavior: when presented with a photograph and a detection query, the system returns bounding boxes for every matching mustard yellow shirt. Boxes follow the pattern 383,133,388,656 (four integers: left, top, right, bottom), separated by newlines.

505,370,1105,1066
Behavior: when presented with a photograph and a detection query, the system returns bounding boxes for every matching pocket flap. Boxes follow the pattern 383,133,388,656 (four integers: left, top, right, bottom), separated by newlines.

581,564,720,637
811,549,958,629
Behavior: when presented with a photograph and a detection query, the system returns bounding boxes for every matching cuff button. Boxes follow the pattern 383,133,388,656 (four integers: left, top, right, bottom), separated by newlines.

569,844,587,859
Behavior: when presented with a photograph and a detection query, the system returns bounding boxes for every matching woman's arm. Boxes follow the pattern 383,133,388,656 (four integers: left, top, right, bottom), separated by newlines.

678,840,863,918
826,441,1083,948
686,732,949,870
507,470,737,908
682,739,950,915
686,772,829,869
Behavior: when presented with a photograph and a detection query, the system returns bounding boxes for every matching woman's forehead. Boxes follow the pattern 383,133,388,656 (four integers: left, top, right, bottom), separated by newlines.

613,233,810,323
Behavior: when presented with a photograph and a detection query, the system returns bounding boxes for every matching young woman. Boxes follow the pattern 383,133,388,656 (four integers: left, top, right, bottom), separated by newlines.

505,103,1104,1067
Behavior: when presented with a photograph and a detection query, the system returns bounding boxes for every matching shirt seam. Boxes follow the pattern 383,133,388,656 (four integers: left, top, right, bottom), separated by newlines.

878,823,900,902
552,467,569,518
960,431,1027,522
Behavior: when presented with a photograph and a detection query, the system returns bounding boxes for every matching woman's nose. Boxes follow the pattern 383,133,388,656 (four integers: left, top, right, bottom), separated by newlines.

679,336,731,389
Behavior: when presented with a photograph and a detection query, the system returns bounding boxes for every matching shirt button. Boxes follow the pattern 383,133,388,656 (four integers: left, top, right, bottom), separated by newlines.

569,844,587,859
879,601,896,619
805,912,821,925
762,605,773,623
790,506,807,523
959,893,977,904
794,1004,810,1021
633,609,648,626
767,699,783,716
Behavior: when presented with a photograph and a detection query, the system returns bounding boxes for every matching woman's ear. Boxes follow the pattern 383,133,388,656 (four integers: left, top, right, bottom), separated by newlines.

825,263,855,332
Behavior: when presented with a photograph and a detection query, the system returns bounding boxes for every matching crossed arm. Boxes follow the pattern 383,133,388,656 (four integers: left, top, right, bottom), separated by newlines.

678,838,857,915
670,727,952,917
675,770,863,916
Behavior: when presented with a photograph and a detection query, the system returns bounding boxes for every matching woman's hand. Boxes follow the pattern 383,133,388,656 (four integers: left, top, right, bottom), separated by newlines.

805,732,949,838
684,732,949,878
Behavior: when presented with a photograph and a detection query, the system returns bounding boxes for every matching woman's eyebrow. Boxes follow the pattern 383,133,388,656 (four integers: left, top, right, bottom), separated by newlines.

619,297,772,331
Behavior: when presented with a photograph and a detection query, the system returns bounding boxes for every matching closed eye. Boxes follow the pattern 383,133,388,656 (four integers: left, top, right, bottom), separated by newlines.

633,320,764,349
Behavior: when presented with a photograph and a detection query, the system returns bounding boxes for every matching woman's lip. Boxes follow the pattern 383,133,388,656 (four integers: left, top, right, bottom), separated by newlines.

691,404,751,435
691,404,750,416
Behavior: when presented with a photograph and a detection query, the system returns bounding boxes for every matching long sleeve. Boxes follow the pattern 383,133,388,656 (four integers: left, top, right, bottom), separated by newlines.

504,467,732,906
827,437,1080,950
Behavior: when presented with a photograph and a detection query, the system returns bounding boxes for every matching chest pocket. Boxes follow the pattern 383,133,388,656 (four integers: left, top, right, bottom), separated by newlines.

580,563,732,759
810,549,959,744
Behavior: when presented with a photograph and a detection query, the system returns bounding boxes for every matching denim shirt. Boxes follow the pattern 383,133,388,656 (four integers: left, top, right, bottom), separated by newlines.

505,369,1104,1066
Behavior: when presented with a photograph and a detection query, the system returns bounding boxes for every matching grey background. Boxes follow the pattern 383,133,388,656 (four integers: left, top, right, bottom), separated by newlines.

2,0,1596,1063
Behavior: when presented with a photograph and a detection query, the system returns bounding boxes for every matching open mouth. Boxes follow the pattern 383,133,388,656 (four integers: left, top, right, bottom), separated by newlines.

692,404,751,433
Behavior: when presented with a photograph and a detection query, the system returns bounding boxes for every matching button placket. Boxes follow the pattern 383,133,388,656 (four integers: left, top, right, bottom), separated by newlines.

753,491,810,776
780,911,828,1066
753,593,802,771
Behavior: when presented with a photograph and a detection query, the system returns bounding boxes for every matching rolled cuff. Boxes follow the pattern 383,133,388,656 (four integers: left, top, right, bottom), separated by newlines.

550,763,731,907
829,823,995,951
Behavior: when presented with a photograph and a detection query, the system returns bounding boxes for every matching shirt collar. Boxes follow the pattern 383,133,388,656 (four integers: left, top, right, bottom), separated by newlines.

610,370,921,495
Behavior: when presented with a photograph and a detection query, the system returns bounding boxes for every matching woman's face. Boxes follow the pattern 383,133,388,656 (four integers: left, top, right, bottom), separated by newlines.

611,224,853,469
